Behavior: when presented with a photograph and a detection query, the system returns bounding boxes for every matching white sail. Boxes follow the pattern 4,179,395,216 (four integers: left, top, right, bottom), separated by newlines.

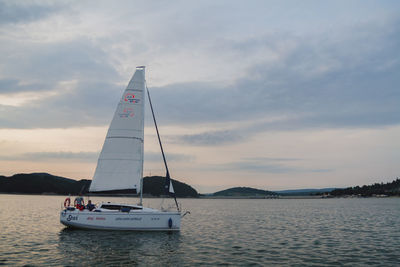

89,67,145,193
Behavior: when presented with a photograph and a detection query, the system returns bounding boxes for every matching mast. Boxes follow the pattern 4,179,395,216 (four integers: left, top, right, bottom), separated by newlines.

146,85,179,211
139,177,143,206
139,67,146,206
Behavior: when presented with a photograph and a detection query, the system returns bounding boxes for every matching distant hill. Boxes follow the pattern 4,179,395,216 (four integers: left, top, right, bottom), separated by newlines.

276,188,337,196
331,178,400,197
143,176,198,198
0,173,90,195
211,187,340,197
213,187,278,197
0,173,199,197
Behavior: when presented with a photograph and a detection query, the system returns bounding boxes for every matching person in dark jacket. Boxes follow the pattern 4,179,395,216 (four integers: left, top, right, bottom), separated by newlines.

86,200,95,211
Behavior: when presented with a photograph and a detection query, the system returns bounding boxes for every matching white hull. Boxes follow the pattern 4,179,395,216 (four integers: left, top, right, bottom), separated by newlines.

60,205,181,231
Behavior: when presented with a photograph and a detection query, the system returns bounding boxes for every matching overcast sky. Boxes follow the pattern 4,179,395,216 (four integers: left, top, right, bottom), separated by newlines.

0,0,399,193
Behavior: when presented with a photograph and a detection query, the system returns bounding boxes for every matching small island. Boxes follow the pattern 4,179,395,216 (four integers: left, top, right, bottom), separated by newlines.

209,187,278,198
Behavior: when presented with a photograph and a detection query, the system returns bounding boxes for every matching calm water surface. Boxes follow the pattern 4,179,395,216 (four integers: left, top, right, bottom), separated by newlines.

0,195,399,266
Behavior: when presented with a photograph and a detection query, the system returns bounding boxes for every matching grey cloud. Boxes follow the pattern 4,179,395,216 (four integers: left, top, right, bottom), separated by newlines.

0,150,194,163
0,1,63,25
0,80,121,128
0,36,120,86
243,157,301,162
0,79,50,94
167,130,242,146
18,39,119,82
0,16,399,134
203,157,333,174
144,152,195,162
0,151,99,162
149,20,400,132
0,38,124,128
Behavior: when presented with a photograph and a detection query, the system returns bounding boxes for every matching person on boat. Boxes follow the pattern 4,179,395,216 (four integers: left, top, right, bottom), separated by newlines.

86,200,95,211
74,194,85,210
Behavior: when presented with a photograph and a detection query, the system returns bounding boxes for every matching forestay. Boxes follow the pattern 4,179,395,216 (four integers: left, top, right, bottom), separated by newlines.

89,67,145,193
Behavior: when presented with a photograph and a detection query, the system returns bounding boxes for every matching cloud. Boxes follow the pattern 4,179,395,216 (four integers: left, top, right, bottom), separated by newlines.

0,79,50,94
168,130,242,146
144,151,195,162
0,1,398,137
0,1,63,25
149,19,400,132
0,151,99,162
0,37,123,128
0,38,119,83
0,150,194,163
203,157,333,174
0,80,121,128
243,157,301,162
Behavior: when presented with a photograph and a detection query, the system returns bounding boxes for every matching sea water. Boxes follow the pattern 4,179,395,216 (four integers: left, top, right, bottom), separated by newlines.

0,194,399,266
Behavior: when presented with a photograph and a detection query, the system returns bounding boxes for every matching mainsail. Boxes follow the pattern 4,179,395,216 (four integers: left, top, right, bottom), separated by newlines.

89,67,145,193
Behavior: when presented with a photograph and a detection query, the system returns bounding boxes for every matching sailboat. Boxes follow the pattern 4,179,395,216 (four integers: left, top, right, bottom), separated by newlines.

60,66,182,230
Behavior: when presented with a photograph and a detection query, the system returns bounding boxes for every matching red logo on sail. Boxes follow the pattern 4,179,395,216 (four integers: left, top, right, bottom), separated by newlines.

119,108,134,118
124,93,140,103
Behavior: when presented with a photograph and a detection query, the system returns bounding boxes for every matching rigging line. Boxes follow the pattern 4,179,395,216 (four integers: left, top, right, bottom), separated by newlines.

146,83,179,212
146,85,169,175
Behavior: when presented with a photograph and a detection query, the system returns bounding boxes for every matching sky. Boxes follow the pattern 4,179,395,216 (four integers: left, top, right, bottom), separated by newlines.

0,0,399,193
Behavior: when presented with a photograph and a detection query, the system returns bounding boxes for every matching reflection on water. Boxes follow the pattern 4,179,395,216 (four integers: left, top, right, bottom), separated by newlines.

58,229,181,266
0,195,400,266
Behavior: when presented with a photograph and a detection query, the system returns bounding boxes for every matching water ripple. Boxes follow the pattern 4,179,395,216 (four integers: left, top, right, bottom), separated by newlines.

0,196,399,266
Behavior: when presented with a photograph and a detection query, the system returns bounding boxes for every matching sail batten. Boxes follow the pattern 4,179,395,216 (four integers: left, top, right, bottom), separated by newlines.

89,67,145,193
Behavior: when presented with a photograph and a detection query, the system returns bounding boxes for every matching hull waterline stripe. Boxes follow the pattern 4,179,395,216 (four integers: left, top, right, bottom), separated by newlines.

60,221,180,231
